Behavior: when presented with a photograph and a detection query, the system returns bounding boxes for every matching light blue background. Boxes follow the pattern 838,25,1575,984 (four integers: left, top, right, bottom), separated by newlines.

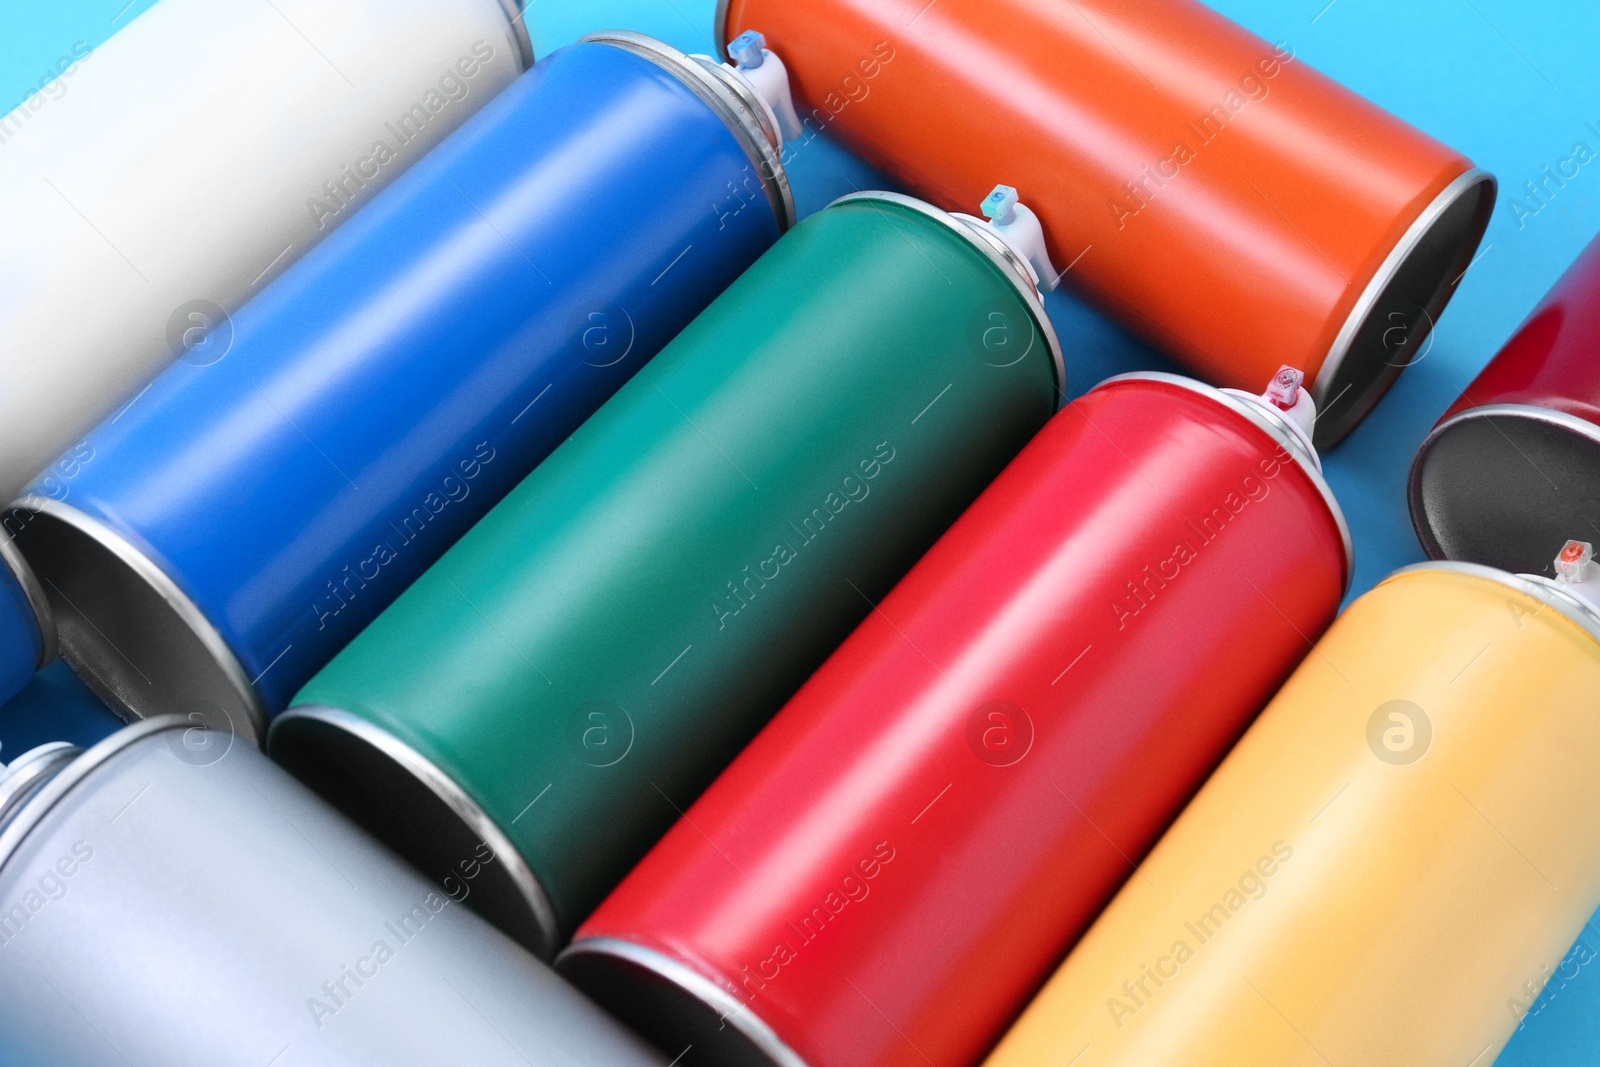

5,0,1600,1060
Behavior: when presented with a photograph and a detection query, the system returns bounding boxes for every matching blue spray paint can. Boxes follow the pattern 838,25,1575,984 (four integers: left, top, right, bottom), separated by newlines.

0,662,121,759
0,541,50,708
10,31,798,743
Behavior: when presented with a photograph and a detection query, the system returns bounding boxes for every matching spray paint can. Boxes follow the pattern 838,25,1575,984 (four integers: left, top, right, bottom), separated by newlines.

9,32,798,742
1411,234,1600,574
718,0,1495,445
270,189,1063,960
0,540,50,710
0,0,531,505
980,557,1600,1067
0,717,667,1067
0,662,121,763
559,370,1349,1067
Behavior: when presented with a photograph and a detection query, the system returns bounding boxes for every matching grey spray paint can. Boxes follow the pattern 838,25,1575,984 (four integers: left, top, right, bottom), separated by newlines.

0,717,665,1067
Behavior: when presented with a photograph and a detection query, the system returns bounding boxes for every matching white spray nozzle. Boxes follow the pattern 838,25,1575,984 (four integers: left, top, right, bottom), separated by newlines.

723,30,803,145
1556,540,1596,584
1553,539,1600,612
965,184,1060,292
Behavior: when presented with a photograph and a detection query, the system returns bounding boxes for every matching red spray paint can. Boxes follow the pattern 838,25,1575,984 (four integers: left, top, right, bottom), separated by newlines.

559,371,1350,1067
1411,233,1600,575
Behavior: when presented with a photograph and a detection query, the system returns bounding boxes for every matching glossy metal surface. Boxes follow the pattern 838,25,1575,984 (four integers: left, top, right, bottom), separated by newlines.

721,0,1495,445
1411,233,1600,572
273,194,1059,957
984,564,1600,1067
0,0,527,504
562,374,1348,1067
12,37,788,732
0,718,666,1067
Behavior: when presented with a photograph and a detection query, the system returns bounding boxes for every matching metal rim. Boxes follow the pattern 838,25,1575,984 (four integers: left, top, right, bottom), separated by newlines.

1218,388,1317,467
14,495,266,744
693,55,781,161
495,0,535,71
0,529,54,668
1387,561,1600,649
558,936,812,1067
827,190,1067,408
0,743,78,836
582,30,796,233
1311,168,1497,436
268,703,562,960
714,0,732,58
1096,371,1355,594
0,715,180,876
1408,402,1600,561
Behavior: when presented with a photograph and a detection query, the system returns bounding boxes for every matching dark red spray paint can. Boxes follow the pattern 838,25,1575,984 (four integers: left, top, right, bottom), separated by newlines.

559,372,1351,1067
1410,234,1600,575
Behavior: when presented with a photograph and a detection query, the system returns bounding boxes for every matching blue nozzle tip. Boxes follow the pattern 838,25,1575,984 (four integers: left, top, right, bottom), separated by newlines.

729,30,767,69
981,184,1019,222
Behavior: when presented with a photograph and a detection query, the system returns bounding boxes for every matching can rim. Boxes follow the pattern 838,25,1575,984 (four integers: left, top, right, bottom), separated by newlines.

1387,561,1600,648
0,742,78,841
0,715,181,877
14,495,267,744
582,30,797,233
269,703,563,961
558,936,812,1067
496,0,536,71
0,529,54,669
827,191,1067,409
1310,166,1497,446
1095,371,1355,594
1408,402,1600,562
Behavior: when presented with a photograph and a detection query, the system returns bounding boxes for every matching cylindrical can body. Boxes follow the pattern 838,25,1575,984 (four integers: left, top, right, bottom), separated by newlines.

561,374,1349,1067
0,662,121,760
1410,234,1600,573
271,192,1061,960
0,544,46,708
721,0,1495,445
10,34,790,741
0,718,665,1067
0,0,528,503
981,564,1600,1067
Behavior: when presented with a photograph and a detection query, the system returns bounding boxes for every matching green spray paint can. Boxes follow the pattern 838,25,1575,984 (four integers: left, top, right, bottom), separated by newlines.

269,190,1063,959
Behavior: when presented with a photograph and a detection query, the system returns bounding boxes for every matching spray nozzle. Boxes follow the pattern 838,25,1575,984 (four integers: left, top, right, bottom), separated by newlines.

1556,540,1595,584
721,29,803,144
1265,366,1304,410
1261,364,1317,441
1550,539,1600,614
963,184,1059,292
728,30,767,70
982,185,1020,226
1221,365,1319,467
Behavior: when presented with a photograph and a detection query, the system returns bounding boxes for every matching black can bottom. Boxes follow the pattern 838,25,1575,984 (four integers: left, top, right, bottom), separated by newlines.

269,704,561,960
559,938,806,1067
1409,403,1600,575
7,498,264,743
1311,168,1498,448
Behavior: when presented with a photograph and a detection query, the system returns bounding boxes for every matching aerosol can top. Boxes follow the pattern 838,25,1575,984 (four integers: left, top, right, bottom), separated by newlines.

722,30,803,144
960,184,1061,293
1224,366,1320,470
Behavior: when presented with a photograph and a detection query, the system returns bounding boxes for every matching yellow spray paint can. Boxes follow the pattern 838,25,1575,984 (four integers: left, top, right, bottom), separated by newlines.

983,560,1600,1067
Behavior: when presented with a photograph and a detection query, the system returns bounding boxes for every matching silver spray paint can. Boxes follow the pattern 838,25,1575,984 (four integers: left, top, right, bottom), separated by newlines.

0,717,665,1066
